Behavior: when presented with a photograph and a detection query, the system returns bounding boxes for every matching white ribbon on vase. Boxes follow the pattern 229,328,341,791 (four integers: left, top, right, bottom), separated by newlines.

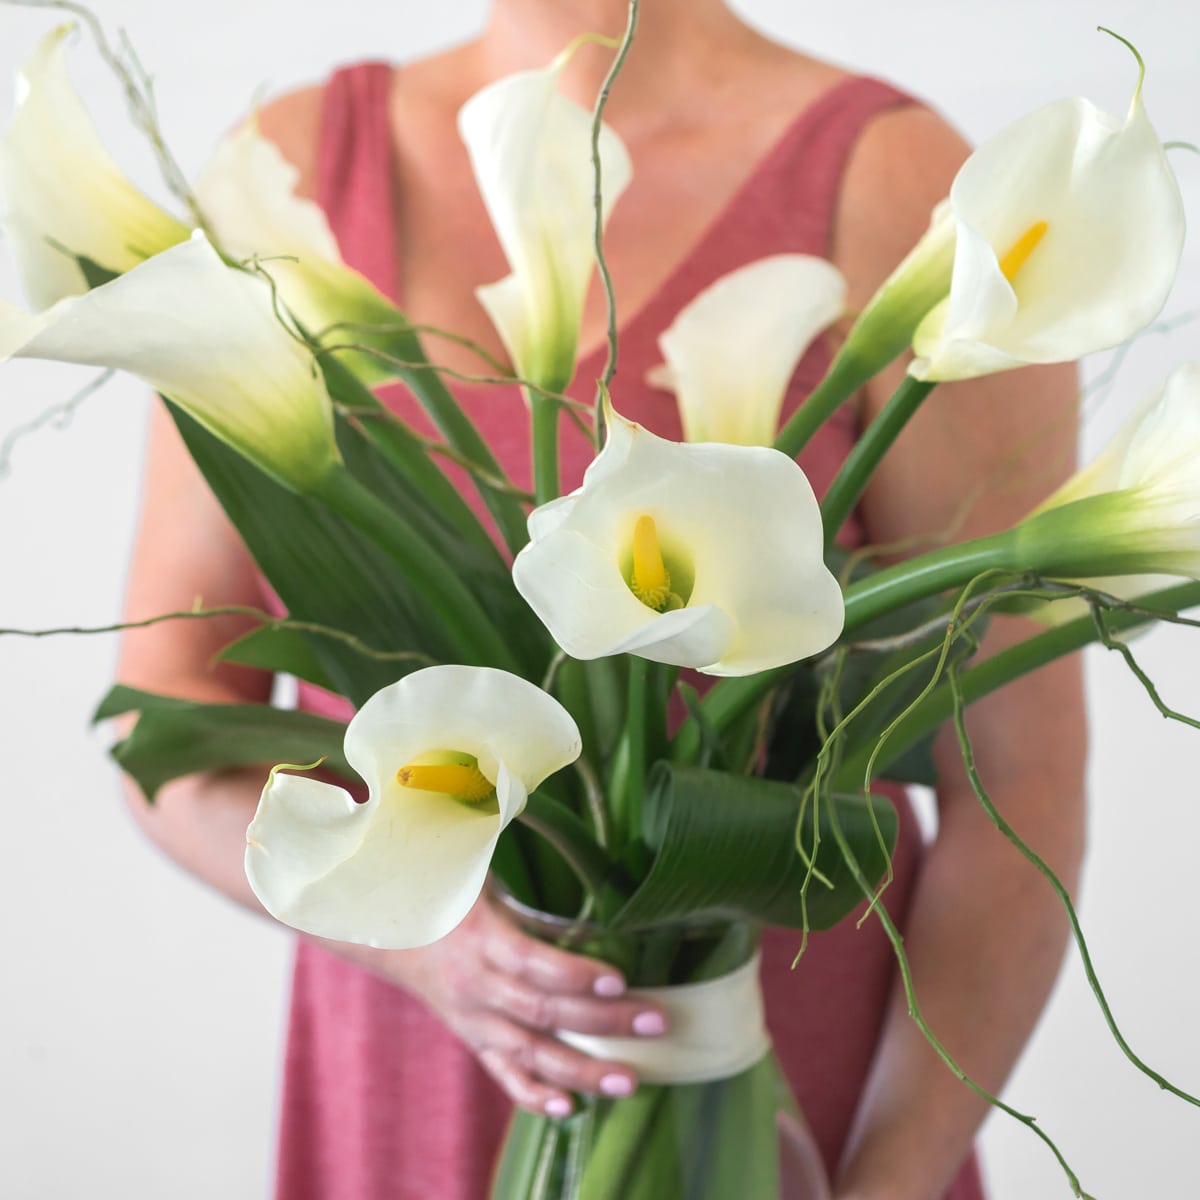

559,952,770,1085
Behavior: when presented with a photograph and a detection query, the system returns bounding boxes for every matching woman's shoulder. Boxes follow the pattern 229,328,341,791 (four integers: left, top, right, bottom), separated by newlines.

834,94,971,307
254,82,326,201
734,41,971,304
250,40,476,202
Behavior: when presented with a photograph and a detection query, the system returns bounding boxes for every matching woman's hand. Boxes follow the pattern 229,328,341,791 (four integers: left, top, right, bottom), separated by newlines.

357,891,669,1118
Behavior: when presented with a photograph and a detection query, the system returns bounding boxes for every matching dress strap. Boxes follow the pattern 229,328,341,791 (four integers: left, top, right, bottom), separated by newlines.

767,76,915,258
616,76,915,383
682,75,916,283
316,62,399,301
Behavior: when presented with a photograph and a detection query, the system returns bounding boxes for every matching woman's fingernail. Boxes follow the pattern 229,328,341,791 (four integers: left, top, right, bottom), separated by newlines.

545,1096,573,1118
599,1073,635,1097
593,974,625,997
632,1011,666,1037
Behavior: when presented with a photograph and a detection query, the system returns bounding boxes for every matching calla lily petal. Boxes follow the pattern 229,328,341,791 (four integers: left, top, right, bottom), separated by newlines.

194,124,407,382
1018,364,1200,584
0,231,341,492
513,406,844,675
911,68,1185,382
0,25,188,308
245,666,583,949
649,255,846,445
459,47,632,392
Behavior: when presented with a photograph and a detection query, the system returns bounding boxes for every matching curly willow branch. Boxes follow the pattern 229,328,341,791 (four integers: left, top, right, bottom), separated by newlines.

0,604,436,668
0,369,116,478
947,655,1200,1109
591,0,639,402
825,797,1095,1199
1087,597,1200,730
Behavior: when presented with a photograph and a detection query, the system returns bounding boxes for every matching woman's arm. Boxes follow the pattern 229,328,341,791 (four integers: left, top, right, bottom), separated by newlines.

829,106,1087,1200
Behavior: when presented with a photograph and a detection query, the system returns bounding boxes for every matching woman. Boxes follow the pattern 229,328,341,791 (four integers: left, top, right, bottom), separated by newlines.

118,1,1086,1196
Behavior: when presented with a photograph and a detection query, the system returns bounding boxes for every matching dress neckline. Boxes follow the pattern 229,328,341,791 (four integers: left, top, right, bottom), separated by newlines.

378,71,872,381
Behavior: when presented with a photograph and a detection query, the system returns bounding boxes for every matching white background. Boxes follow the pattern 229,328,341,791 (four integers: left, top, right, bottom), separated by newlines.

0,2,1198,1198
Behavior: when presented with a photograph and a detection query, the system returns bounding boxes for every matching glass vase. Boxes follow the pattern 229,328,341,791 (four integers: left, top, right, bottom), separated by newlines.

488,893,831,1200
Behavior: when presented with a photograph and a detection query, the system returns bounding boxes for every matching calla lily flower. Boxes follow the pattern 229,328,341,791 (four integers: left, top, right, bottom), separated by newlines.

195,124,408,383
245,666,583,949
0,25,188,308
647,255,846,446
1017,363,1200,582
458,43,632,392
0,231,341,493
908,52,1185,382
512,402,844,675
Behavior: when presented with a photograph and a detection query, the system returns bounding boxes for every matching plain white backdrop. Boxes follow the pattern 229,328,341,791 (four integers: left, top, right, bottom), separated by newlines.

1,2,1198,1197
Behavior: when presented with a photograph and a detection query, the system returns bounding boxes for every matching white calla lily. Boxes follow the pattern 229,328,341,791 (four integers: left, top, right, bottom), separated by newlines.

0,231,341,492
512,403,844,675
0,25,188,308
1018,364,1200,581
909,54,1185,382
458,43,632,392
648,255,846,446
245,666,583,949
195,124,407,382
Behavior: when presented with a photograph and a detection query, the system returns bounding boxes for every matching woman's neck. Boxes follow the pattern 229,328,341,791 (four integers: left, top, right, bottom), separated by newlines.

477,0,760,130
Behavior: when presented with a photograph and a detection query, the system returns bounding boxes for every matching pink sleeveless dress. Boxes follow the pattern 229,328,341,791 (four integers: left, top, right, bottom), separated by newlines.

273,64,986,1200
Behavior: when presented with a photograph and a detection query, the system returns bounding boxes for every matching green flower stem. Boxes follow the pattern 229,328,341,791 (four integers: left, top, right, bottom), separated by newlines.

673,531,1038,763
773,347,873,460
835,578,1200,787
834,580,1200,790
670,667,787,766
576,1089,670,1200
518,793,613,900
314,466,519,671
840,533,1018,636
820,377,936,548
530,388,562,508
620,662,649,856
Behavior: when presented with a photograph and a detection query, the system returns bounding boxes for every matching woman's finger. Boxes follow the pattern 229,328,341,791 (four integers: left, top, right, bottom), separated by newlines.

482,966,668,1038
477,1048,575,1118
473,1013,639,1100
482,906,628,997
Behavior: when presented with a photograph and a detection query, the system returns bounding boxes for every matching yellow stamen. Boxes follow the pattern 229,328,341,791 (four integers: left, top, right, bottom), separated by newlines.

629,514,672,611
998,220,1049,283
396,762,495,805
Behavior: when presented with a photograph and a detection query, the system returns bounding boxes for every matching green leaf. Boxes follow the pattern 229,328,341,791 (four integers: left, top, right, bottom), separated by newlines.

345,327,531,556
217,624,338,691
611,763,896,933
174,407,484,704
96,684,351,802
75,253,118,289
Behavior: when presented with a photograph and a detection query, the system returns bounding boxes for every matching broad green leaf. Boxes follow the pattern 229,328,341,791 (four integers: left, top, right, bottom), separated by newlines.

337,327,531,555
175,405,442,704
217,624,338,691
612,763,896,932
96,684,351,802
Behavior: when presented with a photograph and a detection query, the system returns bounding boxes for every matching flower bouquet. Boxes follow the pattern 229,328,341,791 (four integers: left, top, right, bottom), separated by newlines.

1,5,1198,1199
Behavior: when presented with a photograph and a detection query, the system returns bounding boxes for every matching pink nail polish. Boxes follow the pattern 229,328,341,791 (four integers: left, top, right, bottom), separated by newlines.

545,1096,573,1118
633,1011,666,1037
593,974,625,997
599,1073,635,1097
